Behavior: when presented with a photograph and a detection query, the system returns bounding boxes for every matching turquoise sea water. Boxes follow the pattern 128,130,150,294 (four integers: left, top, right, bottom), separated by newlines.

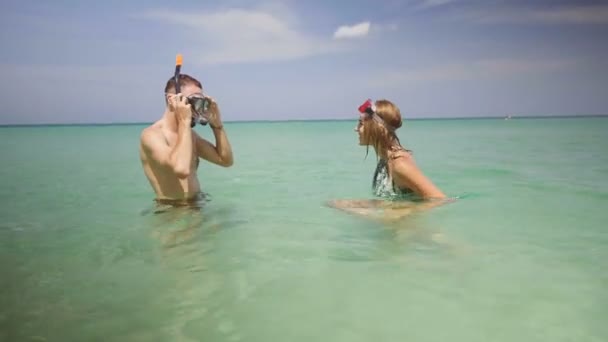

1,117,607,341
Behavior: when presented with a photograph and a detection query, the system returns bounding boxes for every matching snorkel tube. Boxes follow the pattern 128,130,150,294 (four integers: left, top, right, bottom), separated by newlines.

173,54,210,128
173,54,196,128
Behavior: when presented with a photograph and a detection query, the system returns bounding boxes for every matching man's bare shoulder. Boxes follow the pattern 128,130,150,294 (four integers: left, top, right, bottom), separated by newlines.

140,122,162,140
140,122,164,150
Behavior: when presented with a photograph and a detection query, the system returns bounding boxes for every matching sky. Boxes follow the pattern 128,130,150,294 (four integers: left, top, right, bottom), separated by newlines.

1,0,607,124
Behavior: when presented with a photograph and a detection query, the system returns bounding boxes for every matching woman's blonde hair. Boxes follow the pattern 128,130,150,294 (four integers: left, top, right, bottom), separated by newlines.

362,99,406,157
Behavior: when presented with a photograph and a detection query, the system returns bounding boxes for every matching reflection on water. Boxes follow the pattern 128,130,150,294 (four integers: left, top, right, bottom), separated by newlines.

1,194,604,342
136,199,473,341
325,197,471,265
148,206,207,249
139,193,248,251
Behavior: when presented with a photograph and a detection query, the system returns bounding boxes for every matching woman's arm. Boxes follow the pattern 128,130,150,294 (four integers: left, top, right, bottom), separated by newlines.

390,154,446,200
326,199,418,222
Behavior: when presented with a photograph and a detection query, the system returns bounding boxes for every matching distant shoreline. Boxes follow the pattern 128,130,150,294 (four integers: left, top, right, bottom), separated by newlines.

1,114,606,127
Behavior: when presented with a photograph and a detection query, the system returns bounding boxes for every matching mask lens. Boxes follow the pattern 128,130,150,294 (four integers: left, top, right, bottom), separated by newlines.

190,98,202,115
189,97,210,116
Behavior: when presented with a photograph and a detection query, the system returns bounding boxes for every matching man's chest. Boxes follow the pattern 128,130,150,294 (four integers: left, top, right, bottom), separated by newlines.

163,131,197,151
161,130,199,168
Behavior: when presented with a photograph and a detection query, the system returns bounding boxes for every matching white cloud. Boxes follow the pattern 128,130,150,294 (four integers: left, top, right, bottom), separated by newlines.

453,5,608,25
370,58,574,86
138,8,342,66
333,21,371,40
418,0,456,9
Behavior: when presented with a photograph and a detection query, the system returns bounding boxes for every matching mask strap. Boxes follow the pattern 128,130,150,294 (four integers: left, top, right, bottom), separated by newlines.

371,113,395,132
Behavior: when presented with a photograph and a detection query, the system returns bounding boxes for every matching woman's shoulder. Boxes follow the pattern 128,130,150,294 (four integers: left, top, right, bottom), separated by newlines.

387,147,422,181
388,147,414,165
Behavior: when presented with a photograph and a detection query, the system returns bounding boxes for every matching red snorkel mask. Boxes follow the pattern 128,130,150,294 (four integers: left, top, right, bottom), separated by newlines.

358,99,376,116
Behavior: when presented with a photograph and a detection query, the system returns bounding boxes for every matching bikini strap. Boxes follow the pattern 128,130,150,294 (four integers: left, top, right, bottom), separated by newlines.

388,146,411,160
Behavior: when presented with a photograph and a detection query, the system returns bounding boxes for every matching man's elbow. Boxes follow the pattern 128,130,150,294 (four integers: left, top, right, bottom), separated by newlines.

173,166,191,179
218,152,234,167
220,158,234,167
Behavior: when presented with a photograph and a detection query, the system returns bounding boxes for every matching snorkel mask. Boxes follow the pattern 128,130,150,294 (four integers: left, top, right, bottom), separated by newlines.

186,95,211,127
358,99,376,116
173,54,212,128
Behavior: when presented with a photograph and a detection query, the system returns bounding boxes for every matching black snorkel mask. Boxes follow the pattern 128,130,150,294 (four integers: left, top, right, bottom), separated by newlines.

186,96,211,127
173,54,212,128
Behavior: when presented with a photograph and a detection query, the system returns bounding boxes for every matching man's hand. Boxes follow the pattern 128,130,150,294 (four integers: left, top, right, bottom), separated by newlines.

205,97,223,128
168,93,192,125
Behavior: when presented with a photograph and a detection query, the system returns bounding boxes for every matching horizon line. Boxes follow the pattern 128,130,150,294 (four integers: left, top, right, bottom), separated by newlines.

1,114,607,127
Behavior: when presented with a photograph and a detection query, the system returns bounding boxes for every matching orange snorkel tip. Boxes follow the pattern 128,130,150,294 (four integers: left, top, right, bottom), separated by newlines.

174,54,183,94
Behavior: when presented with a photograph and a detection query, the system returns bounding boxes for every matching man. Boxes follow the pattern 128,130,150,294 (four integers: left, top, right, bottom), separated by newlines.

139,74,233,204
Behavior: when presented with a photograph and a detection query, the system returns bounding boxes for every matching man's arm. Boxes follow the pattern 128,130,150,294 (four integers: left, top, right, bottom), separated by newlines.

140,93,195,178
141,124,193,178
195,127,233,167
195,98,233,167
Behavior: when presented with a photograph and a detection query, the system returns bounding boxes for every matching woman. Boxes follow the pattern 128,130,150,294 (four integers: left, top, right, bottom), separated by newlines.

329,99,447,219
358,98,445,199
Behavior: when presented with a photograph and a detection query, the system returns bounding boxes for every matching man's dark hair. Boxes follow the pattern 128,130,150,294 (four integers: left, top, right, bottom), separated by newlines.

164,74,202,94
